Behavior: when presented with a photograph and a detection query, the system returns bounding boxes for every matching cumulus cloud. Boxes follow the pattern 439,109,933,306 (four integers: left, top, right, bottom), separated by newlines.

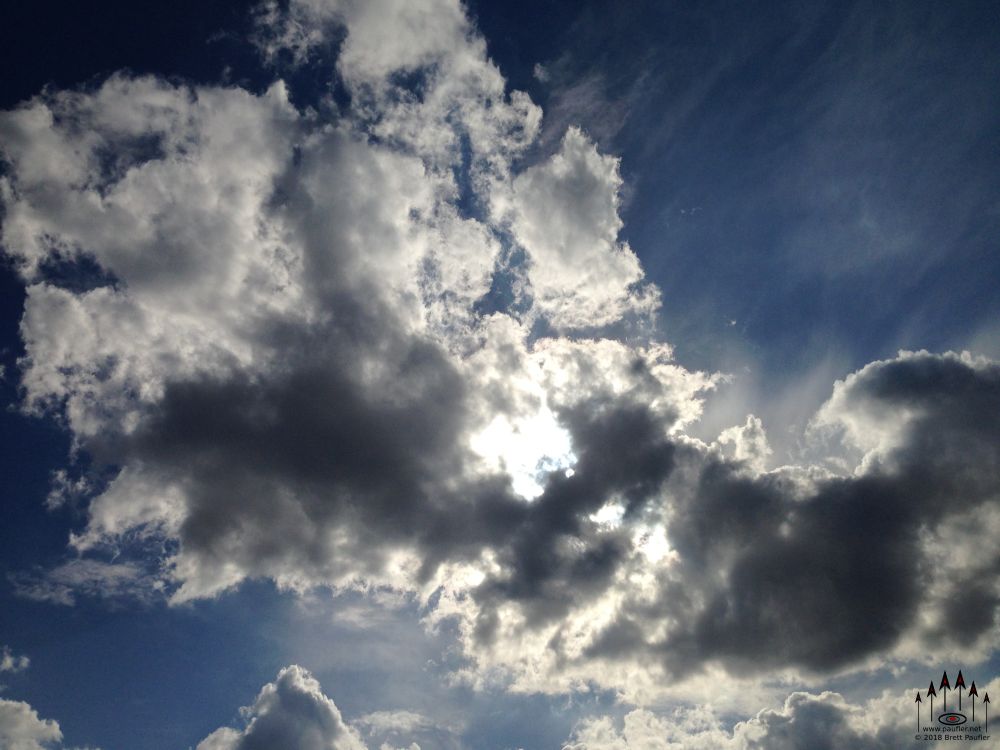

502,126,658,329
0,699,63,750
563,685,989,750
200,668,998,750
0,0,675,605
716,414,772,473
2,0,999,710
432,350,1000,698
0,658,94,750
197,666,366,750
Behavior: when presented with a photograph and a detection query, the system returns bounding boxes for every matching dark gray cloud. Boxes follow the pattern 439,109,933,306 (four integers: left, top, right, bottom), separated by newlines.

532,352,1000,680
471,397,676,636
127,332,474,580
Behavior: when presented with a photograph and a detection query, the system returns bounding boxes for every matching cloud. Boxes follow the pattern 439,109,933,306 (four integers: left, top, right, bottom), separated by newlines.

197,665,471,750
196,666,366,750
0,699,63,750
734,692,896,750
563,685,982,750
433,350,1000,698
502,126,658,329
10,559,161,606
355,709,460,750
0,647,29,674
199,668,1000,750
0,0,674,606
257,0,540,178
2,0,999,710
715,414,772,473
564,703,730,750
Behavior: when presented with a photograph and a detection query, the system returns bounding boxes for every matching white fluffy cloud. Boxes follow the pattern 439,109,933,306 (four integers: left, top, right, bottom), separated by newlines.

189,667,1000,750
563,685,994,750
197,666,366,750
0,699,63,750
504,127,657,329
716,414,772,473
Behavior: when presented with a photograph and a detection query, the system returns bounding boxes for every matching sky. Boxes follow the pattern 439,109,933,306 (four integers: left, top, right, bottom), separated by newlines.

1,1,999,749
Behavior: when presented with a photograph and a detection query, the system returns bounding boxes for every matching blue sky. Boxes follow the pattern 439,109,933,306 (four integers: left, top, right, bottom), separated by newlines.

1,2,999,749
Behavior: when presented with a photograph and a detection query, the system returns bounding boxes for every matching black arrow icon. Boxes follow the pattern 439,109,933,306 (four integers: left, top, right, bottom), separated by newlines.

956,670,966,711
916,691,923,731
941,671,951,713
984,692,990,733
969,681,979,722
928,681,937,721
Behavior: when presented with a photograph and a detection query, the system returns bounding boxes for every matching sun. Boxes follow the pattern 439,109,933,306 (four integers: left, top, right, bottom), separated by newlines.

470,403,576,500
